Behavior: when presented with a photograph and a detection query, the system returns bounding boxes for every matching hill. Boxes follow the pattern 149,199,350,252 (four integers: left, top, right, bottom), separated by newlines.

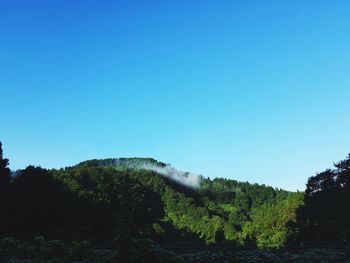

2,144,350,261
77,158,200,188
0,151,303,248
52,157,300,247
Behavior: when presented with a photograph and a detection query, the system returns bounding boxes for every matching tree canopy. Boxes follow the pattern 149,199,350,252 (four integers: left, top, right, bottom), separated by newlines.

2,142,348,249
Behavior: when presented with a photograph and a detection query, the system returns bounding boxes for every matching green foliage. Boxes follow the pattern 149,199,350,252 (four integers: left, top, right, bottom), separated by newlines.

162,187,224,244
3,142,350,260
0,158,300,246
0,143,303,247
295,153,350,243
78,157,167,170
152,223,166,236
242,192,304,248
218,203,236,213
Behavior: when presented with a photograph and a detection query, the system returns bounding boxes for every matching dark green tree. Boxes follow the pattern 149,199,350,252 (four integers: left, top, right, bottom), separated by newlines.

0,142,11,189
295,153,350,243
234,192,251,211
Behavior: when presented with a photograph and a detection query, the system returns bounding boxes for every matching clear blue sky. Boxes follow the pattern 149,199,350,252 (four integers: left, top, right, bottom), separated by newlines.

1,1,350,191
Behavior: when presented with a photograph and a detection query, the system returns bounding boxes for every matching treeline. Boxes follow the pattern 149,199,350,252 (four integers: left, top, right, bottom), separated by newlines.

0,142,349,249
293,153,350,243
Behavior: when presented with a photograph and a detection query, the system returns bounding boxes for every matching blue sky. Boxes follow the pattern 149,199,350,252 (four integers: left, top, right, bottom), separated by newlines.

1,1,350,191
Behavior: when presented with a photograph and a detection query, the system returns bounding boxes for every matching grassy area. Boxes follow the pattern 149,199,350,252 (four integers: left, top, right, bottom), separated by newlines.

1,237,350,263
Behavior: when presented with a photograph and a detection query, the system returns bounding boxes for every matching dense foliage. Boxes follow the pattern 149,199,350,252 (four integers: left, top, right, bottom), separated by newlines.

1,141,350,261
294,153,350,243
0,144,300,248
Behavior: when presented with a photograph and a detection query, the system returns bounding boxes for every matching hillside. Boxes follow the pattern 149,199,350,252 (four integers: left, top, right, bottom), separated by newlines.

0,148,307,250
46,157,299,247
0,152,302,248
2,143,350,261
78,158,201,188
77,157,167,170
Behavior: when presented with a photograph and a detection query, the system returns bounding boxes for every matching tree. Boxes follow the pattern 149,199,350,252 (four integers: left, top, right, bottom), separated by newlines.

0,142,11,189
234,192,251,211
243,192,303,249
295,153,350,243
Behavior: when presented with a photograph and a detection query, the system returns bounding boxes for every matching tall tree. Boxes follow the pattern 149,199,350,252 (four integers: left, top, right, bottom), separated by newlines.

295,153,350,243
0,142,11,189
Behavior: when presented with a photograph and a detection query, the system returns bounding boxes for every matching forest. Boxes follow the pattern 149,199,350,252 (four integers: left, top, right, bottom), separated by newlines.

0,141,350,262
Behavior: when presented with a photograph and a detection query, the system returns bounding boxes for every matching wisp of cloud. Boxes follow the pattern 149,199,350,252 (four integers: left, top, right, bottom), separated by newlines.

139,163,200,188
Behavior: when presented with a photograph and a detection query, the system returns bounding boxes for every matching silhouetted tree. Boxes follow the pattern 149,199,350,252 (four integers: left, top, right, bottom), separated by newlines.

0,142,11,189
294,153,350,243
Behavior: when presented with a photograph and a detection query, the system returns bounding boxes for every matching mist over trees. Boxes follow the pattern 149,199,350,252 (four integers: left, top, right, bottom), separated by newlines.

0,141,349,251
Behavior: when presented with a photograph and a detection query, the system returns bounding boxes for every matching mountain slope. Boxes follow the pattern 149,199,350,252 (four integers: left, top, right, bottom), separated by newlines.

78,157,201,188
0,156,301,248
70,157,298,246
